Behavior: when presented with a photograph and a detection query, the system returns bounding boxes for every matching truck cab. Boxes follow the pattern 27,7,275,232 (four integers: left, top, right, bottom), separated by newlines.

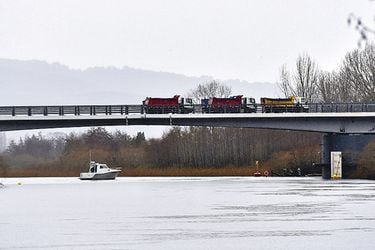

293,96,309,112
242,97,256,112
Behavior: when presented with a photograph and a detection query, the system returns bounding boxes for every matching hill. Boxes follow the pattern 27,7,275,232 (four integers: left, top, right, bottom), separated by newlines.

0,58,278,106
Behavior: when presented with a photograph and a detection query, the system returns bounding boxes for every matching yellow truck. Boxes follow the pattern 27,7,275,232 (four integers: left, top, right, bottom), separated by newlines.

260,96,308,113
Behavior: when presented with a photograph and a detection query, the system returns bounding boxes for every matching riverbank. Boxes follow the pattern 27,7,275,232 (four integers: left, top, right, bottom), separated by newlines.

2,166,262,177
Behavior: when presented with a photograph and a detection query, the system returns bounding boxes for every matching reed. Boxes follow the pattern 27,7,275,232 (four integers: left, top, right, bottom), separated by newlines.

120,167,255,177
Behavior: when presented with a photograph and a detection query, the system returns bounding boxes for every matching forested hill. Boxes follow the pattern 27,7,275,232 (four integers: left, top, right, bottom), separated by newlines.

0,58,277,106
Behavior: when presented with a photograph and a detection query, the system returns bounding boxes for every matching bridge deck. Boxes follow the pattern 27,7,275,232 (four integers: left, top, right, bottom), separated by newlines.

1,103,375,134
1,103,375,117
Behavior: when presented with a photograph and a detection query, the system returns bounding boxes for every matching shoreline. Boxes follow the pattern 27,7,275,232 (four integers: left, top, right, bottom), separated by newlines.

1,167,267,178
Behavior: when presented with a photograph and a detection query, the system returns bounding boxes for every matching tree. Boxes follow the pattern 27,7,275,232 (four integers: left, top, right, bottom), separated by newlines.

133,132,146,145
282,45,375,103
278,54,320,102
317,71,338,102
279,65,293,97
113,130,132,148
188,80,232,101
317,71,354,103
7,133,61,160
338,44,375,102
83,127,113,149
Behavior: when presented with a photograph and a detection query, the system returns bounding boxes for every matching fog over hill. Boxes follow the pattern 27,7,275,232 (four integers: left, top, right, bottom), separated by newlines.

0,59,278,106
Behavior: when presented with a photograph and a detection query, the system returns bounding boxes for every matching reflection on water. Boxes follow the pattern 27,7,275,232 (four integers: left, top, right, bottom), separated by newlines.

1,177,375,249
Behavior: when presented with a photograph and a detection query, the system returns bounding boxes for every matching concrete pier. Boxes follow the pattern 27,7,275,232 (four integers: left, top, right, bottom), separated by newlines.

321,133,375,179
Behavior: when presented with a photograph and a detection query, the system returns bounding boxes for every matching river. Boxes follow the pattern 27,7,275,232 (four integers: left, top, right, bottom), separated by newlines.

1,177,375,249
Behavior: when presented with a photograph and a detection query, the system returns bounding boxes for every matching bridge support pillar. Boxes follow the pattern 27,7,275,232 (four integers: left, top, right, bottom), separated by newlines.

321,133,375,179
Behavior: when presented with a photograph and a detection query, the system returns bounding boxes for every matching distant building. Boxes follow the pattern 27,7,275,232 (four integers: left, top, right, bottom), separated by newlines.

0,133,6,152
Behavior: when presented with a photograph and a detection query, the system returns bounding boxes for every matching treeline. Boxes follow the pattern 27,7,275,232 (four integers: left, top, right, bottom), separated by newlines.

280,44,375,103
149,127,320,169
0,127,321,176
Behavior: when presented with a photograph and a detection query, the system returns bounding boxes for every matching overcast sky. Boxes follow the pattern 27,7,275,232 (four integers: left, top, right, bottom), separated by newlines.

0,0,373,82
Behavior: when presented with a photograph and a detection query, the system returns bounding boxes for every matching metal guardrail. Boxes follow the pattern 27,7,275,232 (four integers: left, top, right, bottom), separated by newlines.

308,103,375,113
0,105,144,116
1,103,375,116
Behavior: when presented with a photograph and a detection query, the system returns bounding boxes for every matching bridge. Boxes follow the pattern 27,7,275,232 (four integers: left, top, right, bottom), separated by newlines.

1,103,375,179
0,103,375,133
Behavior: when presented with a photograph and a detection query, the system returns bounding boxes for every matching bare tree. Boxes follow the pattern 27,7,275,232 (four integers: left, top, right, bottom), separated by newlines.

295,55,319,101
317,71,332,102
339,44,375,102
188,80,232,101
279,65,295,97
278,54,320,102
317,71,341,102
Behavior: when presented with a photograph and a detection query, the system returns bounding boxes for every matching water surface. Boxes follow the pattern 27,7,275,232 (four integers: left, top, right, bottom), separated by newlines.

1,177,375,249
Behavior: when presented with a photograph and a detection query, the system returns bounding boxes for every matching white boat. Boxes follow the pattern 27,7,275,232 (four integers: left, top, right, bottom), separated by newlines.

80,161,121,180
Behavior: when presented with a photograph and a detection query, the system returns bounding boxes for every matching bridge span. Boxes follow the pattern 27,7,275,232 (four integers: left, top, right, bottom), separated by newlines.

0,103,375,133
1,112,375,134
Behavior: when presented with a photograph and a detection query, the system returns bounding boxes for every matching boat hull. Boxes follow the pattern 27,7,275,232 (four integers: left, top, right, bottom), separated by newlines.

80,170,120,180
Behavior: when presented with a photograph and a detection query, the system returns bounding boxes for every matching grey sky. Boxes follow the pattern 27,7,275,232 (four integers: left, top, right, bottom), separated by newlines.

0,0,373,82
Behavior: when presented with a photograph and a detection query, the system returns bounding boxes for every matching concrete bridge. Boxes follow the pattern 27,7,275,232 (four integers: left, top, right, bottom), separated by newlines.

1,112,375,134
1,103,375,133
1,103,375,178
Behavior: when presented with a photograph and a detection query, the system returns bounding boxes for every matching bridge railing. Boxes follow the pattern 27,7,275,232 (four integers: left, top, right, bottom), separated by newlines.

0,105,144,116
308,103,375,113
1,103,375,116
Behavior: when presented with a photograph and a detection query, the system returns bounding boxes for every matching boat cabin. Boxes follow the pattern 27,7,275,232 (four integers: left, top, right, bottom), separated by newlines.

89,162,111,173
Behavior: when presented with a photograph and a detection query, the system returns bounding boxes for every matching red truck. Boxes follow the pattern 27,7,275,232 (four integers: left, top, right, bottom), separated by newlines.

202,95,256,113
143,95,194,114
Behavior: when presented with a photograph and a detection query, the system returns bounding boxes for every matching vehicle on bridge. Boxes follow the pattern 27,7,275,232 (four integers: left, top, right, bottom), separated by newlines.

143,95,194,114
201,95,256,113
260,96,308,113
142,95,307,114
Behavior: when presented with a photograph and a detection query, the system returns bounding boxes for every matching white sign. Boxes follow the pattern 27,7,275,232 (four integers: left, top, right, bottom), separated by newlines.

331,151,342,180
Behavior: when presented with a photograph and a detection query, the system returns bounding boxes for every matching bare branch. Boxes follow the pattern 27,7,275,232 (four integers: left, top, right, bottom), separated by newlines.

188,80,232,101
